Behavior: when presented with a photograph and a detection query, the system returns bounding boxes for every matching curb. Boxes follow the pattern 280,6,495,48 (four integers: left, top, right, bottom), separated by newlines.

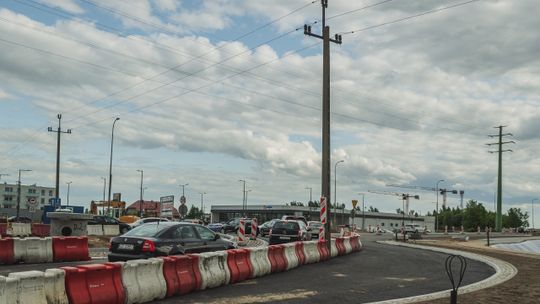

368,241,518,304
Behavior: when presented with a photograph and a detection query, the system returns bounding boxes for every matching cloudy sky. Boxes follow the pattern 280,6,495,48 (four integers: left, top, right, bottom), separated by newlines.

0,0,538,225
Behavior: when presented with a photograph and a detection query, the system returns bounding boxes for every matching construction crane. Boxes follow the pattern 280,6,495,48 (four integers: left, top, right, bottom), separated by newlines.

367,190,420,220
386,184,464,209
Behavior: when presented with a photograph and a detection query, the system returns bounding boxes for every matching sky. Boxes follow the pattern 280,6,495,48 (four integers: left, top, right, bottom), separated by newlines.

0,0,539,226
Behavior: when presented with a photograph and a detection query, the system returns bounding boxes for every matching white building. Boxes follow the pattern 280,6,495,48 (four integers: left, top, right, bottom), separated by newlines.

1,182,56,210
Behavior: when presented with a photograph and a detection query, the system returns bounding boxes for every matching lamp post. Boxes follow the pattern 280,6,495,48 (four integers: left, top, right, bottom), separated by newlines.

532,198,537,229
435,179,444,232
239,179,246,216
107,117,120,215
245,190,252,214
305,187,313,203
66,181,72,206
179,183,188,203
136,170,144,217
334,160,344,225
16,169,31,220
199,192,206,220
358,192,365,231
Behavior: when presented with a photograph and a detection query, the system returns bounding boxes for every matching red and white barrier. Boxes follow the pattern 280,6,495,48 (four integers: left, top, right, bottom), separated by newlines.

282,243,299,270
116,258,167,303
251,218,258,240
198,251,230,290
319,196,327,241
302,241,320,264
238,219,246,244
247,247,271,278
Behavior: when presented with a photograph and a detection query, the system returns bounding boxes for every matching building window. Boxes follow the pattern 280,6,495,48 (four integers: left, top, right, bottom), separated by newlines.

41,190,45,195
381,223,385,226
49,190,53,196
390,223,393,227
28,188,36,194
4,195,13,201
5,187,13,192
41,198,45,204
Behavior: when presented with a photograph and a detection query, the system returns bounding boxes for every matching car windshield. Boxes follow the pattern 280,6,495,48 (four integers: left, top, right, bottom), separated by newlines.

309,222,323,228
274,221,299,230
123,223,170,237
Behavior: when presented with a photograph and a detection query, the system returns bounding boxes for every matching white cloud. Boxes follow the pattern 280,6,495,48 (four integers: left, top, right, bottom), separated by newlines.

37,0,84,14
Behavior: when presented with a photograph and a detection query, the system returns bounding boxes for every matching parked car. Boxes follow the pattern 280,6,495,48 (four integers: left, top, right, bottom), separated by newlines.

403,224,426,234
268,220,311,245
307,221,323,238
222,218,253,235
108,222,237,262
281,215,308,225
129,217,170,229
181,218,204,225
258,219,279,237
207,222,225,233
88,215,131,234
7,216,33,223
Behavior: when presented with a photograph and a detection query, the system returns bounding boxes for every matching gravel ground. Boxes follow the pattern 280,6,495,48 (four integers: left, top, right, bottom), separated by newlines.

415,239,540,304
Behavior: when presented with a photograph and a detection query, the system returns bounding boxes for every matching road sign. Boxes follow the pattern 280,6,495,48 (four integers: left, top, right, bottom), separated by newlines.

160,195,174,204
352,200,358,209
180,195,186,204
160,195,174,218
179,204,188,218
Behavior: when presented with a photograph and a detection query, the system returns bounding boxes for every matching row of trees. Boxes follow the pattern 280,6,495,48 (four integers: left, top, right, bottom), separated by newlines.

427,200,529,230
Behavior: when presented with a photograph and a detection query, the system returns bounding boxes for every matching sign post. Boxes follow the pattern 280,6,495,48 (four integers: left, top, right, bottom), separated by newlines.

160,195,174,219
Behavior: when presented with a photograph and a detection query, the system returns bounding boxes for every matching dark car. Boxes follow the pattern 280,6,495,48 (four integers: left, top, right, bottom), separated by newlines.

258,219,278,237
268,220,311,245
207,222,225,233
281,215,308,225
88,215,131,234
108,222,237,262
222,218,253,235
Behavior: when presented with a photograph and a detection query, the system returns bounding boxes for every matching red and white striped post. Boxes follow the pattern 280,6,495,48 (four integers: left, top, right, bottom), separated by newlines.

238,218,246,244
319,196,327,241
251,218,258,239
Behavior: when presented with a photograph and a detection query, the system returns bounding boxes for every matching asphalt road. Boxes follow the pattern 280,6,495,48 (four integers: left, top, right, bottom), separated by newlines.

154,234,495,304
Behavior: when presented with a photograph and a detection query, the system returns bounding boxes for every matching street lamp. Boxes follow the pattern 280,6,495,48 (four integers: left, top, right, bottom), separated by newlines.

199,192,206,221
239,179,246,216
334,160,344,224
179,183,188,202
66,181,72,206
136,170,144,217
435,179,444,232
107,117,120,215
358,192,365,231
16,169,31,220
305,187,313,203
245,190,252,212
532,198,537,229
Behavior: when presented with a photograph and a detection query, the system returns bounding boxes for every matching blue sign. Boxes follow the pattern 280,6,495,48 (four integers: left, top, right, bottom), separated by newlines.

51,198,61,209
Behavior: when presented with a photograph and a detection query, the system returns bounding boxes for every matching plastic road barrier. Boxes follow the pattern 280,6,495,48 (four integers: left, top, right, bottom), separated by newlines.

117,258,167,304
238,219,246,244
162,256,181,297
52,236,90,262
251,218,258,239
62,263,125,304
282,243,299,270
349,235,362,252
227,249,252,284
316,240,330,261
13,237,53,263
8,270,47,304
302,241,321,264
0,224,7,237
0,238,14,265
343,237,353,254
198,251,230,290
0,275,19,304
247,247,271,278
330,239,338,258
44,268,69,304
267,245,287,273
103,225,120,236
319,196,327,241
31,224,51,237
294,242,306,265
9,223,32,237
335,238,346,256
86,225,104,236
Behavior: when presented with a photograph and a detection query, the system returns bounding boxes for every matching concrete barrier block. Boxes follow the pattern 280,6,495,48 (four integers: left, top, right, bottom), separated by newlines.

8,270,47,304
13,237,53,263
302,241,320,264
283,243,299,270
248,247,270,278
9,223,32,237
343,237,353,254
199,252,230,290
0,275,19,304
86,225,104,236
120,258,167,303
44,268,69,304
330,239,338,258
103,225,120,236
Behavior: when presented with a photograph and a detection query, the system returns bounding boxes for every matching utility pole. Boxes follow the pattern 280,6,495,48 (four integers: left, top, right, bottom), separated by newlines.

487,126,514,232
48,114,71,206
16,169,31,220
66,181,72,206
136,170,144,217
239,179,246,216
101,177,106,214
199,192,206,220
304,0,342,250
0,173,9,181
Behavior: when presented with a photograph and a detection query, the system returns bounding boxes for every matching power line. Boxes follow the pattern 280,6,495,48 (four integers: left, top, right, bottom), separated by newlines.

338,0,482,35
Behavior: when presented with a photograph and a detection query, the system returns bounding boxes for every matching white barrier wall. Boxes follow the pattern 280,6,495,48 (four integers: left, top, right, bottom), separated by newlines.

86,225,104,236
44,268,69,304
8,223,32,237
13,237,53,263
282,243,299,270
302,241,320,264
8,271,47,304
119,258,167,304
330,239,338,258
0,275,19,304
343,238,353,254
103,225,120,236
247,247,271,278
198,252,231,290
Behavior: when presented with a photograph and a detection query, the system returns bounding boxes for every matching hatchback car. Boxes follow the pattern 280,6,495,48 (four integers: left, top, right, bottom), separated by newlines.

129,217,170,229
307,221,323,238
281,215,308,225
108,222,237,262
88,215,131,234
258,219,278,237
268,220,311,245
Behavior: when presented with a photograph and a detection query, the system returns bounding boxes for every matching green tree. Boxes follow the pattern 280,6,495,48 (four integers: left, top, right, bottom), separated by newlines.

368,206,379,212
187,205,203,219
462,200,488,229
503,208,529,228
